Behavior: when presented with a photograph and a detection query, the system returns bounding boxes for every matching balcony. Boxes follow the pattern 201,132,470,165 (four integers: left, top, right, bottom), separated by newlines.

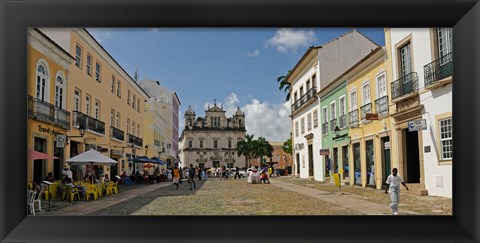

73,111,105,134
291,87,316,113
424,52,453,87
110,126,125,141
54,108,71,130
322,122,328,135
349,109,359,127
128,133,143,147
28,95,55,124
330,118,337,133
339,115,347,128
375,96,388,116
360,103,372,121
391,72,418,100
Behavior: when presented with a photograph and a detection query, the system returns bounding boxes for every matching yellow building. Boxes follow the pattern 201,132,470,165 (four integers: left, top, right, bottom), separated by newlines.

143,97,167,171
347,47,392,189
27,28,75,183
39,28,149,179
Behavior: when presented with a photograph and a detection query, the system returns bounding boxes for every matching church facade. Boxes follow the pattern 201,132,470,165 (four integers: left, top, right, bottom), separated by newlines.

179,102,247,169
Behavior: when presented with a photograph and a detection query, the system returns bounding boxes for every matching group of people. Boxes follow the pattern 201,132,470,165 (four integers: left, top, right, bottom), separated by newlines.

247,166,271,184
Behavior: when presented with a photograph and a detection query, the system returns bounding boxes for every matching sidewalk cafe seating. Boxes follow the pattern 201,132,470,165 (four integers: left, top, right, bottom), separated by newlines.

104,181,118,195
27,190,37,215
62,185,81,201
33,185,45,212
42,183,57,201
85,184,99,201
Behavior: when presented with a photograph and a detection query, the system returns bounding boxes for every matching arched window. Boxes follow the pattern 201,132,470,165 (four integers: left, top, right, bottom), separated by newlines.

36,61,49,101
55,73,65,108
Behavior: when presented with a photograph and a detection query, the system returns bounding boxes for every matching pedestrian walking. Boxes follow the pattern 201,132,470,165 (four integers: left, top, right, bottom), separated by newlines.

234,166,240,179
188,164,196,190
385,168,409,215
172,165,181,190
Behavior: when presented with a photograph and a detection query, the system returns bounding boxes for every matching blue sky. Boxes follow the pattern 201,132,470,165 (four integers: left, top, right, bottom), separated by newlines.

88,28,385,141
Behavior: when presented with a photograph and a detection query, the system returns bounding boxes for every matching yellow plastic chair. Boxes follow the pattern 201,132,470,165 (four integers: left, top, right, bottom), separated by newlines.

104,181,114,196
27,183,33,190
48,184,57,200
112,181,118,194
97,183,104,197
65,185,80,201
85,184,98,201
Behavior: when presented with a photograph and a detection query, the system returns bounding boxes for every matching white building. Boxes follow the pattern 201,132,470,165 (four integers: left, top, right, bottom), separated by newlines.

288,30,379,181
385,28,452,198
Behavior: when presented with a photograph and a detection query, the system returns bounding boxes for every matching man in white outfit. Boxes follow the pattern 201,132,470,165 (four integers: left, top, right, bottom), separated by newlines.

385,168,409,215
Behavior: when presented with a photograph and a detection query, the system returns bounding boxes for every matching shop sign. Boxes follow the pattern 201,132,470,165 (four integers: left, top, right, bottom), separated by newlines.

38,125,64,136
320,149,330,155
408,119,427,132
111,149,124,157
56,135,66,148
384,141,390,149
365,113,379,120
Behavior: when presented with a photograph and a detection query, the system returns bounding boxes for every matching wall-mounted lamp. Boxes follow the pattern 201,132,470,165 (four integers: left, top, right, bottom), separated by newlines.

333,126,350,141
66,124,86,145
145,145,149,156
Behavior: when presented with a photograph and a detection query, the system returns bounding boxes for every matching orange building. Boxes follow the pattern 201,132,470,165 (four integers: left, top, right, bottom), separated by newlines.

248,141,292,171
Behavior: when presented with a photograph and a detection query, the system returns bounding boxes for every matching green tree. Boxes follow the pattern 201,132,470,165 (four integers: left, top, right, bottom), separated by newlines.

237,134,256,168
255,136,273,166
277,70,292,102
282,133,293,156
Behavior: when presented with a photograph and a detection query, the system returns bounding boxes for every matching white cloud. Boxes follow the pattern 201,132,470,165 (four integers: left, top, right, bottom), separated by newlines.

87,28,114,45
247,49,260,57
242,99,291,142
265,28,317,53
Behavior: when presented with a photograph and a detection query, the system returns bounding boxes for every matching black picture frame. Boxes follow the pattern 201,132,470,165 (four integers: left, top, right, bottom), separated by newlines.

1,0,479,242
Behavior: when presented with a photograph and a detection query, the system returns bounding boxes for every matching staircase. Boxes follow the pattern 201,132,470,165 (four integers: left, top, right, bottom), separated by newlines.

403,183,428,196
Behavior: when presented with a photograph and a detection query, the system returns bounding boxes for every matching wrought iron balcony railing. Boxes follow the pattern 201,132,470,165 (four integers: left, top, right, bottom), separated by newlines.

73,111,105,134
360,103,372,120
330,118,337,132
322,122,329,135
375,95,388,115
110,126,125,141
349,109,359,126
54,108,71,130
291,87,317,113
28,95,55,124
128,133,143,147
339,115,347,128
424,52,453,86
391,72,418,100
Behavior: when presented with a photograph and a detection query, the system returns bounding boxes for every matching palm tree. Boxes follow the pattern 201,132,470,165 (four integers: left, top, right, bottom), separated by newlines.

277,70,292,102
282,133,293,156
255,137,273,167
237,134,256,168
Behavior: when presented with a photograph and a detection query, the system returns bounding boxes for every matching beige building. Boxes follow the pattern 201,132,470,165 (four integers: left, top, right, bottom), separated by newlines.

179,103,246,168
40,28,149,178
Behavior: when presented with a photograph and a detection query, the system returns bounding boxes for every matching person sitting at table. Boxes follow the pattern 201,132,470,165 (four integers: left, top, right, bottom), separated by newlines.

62,176,85,198
104,174,110,183
44,172,54,183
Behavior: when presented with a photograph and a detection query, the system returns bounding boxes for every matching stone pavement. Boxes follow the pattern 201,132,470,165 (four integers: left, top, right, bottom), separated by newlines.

270,178,421,215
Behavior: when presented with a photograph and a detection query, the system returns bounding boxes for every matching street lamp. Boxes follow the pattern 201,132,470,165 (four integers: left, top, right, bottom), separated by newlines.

333,126,350,140
66,124,86,145
145,145,149,156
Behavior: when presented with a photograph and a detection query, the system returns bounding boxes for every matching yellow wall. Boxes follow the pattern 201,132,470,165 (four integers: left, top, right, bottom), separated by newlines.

347,56,391,189
27,35,71,183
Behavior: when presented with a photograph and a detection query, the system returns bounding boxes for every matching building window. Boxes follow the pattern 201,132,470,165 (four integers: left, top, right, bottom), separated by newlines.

85,95,91,115
295,121,299,137
307,113,312,131
313,109,318,128
350,89,357,111
74,89,81,111
437,28,453,58
127,118,130,134
189,140,193,149
137,98,140,112
117,81,121,97
132,121,136,135
294,92,298,102
330,101,336,121
306,80,311,90
55,74,65,108
322,106,328,135
127,90,130,105
300,86,304,96
376,73,387,99
132,95,136,108
86,54,92,76
228,140,232,148
439,117,453,160
111,76,115,93
95,62,101,82
110,109,115,126
339,96,346,116
137,124,140,137
94,100,100,119
399,43,412,77
36,62,49,101
362,81,371,105
301,117,305,135
200,140,203,148
311,74,317,88
116,112,120,128
75,44,82,68
214,140,218,148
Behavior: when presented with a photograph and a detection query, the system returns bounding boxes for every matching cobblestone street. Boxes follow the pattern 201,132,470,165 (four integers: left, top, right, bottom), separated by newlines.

38,175,451,216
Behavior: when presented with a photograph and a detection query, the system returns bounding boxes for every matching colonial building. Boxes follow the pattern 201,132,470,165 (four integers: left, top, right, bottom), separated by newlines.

269,142,293,172
385,28,452,197
40,28,149,179
179,102,246,169
288,29,379,181
139,79,181,165
27,28,74,183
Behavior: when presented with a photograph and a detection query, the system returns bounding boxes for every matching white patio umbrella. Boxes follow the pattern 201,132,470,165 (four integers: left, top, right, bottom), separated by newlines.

66,149,117,182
